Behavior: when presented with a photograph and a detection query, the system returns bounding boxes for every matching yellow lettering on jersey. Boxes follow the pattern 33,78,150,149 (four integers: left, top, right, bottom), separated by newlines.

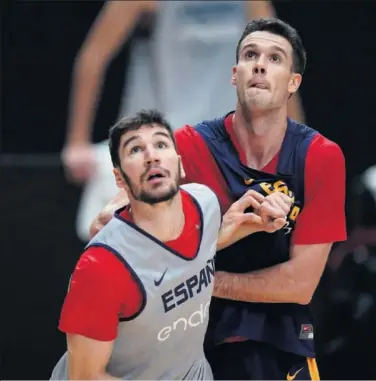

260,182,273,195
274,180,289,195
289,205,301,221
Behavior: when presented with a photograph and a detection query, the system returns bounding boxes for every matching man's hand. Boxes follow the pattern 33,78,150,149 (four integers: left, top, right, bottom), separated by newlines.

89,189,130,239
217,190,291,250
258,191,293,232
62,143,96,183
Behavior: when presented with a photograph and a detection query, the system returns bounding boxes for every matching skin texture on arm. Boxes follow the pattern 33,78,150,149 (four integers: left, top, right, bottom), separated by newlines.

66,0,156,145
67,334,119,380
213,243,332,304
89,189,129,239
246,0,306,124
63,1,157,181
247,0,276,20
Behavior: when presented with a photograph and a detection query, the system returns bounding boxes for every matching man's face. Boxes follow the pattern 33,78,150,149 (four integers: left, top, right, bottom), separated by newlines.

114,124,181,205
233,31,302,113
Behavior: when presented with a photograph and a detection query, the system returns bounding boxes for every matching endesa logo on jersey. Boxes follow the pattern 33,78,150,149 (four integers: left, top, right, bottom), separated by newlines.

157,301,211,342
157,258,215,342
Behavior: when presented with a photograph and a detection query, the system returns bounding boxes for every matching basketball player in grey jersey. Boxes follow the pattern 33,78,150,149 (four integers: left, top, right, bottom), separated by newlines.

51,109,291,380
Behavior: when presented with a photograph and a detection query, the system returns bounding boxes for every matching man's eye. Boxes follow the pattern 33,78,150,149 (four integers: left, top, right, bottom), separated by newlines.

130,146,141,154
271,54,281,62
156,141,167,149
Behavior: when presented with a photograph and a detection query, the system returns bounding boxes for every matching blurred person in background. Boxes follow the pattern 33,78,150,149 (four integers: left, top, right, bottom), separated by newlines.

88,18,346,380
321,165,376,380
51,109,291,380
62,0,306,241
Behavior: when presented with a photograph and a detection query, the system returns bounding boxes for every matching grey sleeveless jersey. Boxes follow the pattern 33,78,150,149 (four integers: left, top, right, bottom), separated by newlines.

50,183,221,380
118,1,246,129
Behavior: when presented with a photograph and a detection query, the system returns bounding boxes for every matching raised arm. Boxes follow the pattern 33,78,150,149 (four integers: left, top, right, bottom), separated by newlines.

63,1,157,182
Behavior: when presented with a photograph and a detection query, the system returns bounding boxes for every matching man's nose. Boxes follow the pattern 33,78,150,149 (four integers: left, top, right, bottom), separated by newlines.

252,55,267,75
144,146,161,165
252,66,266,75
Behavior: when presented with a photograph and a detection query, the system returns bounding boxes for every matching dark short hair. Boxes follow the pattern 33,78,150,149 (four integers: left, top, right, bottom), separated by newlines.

236,18,307,75
109,109,175,167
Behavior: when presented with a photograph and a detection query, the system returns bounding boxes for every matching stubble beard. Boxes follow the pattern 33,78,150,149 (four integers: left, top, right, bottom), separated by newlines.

120,165,180,205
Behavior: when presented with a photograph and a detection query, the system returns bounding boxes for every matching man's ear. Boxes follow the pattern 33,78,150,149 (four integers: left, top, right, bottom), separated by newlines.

113,168,125,189
232,65,237,86
288,73,302,95
178,155,186,179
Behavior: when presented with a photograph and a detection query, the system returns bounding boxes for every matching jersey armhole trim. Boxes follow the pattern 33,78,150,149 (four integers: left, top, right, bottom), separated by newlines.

88,243,147,322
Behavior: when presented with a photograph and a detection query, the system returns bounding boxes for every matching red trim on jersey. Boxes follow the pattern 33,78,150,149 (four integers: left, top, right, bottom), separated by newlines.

59,190,201,341
176,113,346,244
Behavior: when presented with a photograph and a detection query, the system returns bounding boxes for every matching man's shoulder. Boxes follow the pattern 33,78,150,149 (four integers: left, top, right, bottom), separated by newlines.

174,115,227,145
292,119,342,153
181,183,218,200
174,124,210,163
307,132,345,163
174,124,196,140
73,245,126,284
181,183,222,228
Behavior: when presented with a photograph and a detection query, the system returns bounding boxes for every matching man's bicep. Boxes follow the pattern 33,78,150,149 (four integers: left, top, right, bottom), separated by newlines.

293,138,347,245
290,243,332,268
67,334,114,380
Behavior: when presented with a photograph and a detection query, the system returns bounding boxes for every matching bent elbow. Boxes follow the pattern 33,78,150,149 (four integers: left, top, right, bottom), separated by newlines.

297,294,312,305
296,287,314,305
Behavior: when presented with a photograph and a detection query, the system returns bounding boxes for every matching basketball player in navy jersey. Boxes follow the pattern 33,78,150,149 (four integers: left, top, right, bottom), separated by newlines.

89,19,346,380
52,109,291,380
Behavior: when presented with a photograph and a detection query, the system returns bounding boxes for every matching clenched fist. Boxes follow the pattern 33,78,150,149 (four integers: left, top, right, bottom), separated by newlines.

257,191,293,233
217,190,292,250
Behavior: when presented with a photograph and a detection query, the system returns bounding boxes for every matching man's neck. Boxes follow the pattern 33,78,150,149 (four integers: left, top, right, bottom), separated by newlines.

129,192,185,242
233,104,288,170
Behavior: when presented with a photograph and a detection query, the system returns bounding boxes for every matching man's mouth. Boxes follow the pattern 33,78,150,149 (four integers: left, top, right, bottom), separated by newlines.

145,169,167,183
251,83,268,89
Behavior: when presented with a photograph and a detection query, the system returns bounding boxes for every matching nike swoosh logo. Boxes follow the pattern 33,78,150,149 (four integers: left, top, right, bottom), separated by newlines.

154,268,168,287
244,178,254,185
287,367,303,381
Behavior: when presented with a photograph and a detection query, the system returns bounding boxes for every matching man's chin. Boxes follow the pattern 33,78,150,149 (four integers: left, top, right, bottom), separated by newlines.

139,188,179,205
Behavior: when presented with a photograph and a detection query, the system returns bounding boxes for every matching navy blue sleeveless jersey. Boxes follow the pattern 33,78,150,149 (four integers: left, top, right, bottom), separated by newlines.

195,113,318,357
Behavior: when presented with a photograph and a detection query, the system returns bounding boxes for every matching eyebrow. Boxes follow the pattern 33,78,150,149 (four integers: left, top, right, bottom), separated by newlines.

241,43,288,58
122,135,138,150
121,131,172,149
153,131,172,140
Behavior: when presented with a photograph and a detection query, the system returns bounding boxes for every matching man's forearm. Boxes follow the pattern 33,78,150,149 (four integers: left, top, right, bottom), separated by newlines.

66,57,105,145
213,261,311,304
68,370,120,381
